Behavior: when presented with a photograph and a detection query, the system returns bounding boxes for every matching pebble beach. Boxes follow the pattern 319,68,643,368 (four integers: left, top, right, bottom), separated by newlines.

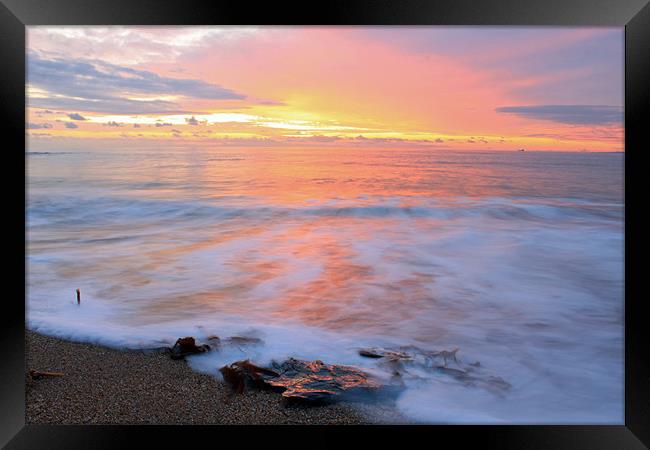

25,330,410,425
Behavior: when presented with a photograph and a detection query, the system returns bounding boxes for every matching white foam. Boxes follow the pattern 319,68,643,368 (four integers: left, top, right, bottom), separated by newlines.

26,149,624,423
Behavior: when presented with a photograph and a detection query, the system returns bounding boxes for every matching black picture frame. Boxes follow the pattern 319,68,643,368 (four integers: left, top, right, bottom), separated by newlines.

2,0,648,447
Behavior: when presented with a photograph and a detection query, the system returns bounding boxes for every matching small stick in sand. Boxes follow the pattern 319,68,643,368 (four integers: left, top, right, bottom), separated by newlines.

29,369,64,380
76,288,80,305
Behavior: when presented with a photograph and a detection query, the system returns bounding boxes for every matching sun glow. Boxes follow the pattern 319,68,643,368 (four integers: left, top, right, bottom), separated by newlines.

26,26,623,152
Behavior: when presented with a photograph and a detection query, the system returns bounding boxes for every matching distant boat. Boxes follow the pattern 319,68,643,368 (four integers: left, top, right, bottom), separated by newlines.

518,149,525,152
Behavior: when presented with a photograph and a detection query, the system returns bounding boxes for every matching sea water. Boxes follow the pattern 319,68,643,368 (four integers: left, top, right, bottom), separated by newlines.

26,148,624,423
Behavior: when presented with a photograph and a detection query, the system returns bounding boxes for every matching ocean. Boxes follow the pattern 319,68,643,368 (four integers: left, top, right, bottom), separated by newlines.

26,147,624,423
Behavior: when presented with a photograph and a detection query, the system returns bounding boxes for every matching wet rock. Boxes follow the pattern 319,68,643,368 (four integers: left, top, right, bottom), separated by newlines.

360,346,463,368
170,337,210,360
358,347,415,375
219,360,280,394
205,335,221,347
359,348,413,361
484,375,512,394
225,336,263,346
267,358,381,403
427,348,460,367
434,366,511,395
220,358,381,403
358,348,384,358
360,346,511,396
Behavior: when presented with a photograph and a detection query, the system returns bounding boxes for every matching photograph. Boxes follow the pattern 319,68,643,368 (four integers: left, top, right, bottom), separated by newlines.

24,25,625,426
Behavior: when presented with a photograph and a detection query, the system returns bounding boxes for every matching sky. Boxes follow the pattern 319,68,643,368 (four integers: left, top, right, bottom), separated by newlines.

26,26,624,152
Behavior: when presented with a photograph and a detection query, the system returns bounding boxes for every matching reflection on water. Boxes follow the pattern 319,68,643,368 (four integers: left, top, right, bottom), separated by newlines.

26,148,624,423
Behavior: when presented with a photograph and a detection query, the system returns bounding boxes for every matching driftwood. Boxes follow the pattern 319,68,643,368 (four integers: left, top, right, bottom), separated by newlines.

29,369,64,380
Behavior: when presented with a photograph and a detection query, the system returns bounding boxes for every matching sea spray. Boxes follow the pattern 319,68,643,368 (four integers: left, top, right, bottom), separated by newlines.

26,148,624,423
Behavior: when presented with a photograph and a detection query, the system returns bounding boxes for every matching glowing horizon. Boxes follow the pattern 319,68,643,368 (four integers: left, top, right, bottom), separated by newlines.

26,26,624,152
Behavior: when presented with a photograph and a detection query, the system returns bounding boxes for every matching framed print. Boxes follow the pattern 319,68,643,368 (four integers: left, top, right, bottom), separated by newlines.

1,0,648,447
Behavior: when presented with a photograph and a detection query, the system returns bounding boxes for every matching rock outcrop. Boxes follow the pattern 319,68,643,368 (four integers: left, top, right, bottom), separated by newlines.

170,337,211,360
359,346,511,395
220,358,381,403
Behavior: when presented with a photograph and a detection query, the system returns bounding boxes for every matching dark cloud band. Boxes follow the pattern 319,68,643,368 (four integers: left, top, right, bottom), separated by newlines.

495,105,622,125
27,53,246,114
27,123,53,129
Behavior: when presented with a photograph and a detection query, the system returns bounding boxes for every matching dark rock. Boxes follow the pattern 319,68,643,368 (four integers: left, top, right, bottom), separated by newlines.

358,349,385,358
219,360,280,394
427,348,460,367
359,348,412,361
220,358,381,403
433,367,511,395
360,346,463,369
358,347,415,375
206,335,221,347
170,337,210,360
485,376,512,394
267,358,381,403
225,336,263,346
360,345,511,396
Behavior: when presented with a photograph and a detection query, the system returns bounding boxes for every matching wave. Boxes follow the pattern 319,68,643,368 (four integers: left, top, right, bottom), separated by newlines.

25,192,624,424
26,195,623,229
26,151,76,156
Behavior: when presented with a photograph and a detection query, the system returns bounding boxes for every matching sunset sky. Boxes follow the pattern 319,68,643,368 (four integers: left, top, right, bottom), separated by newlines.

26,26,624,152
